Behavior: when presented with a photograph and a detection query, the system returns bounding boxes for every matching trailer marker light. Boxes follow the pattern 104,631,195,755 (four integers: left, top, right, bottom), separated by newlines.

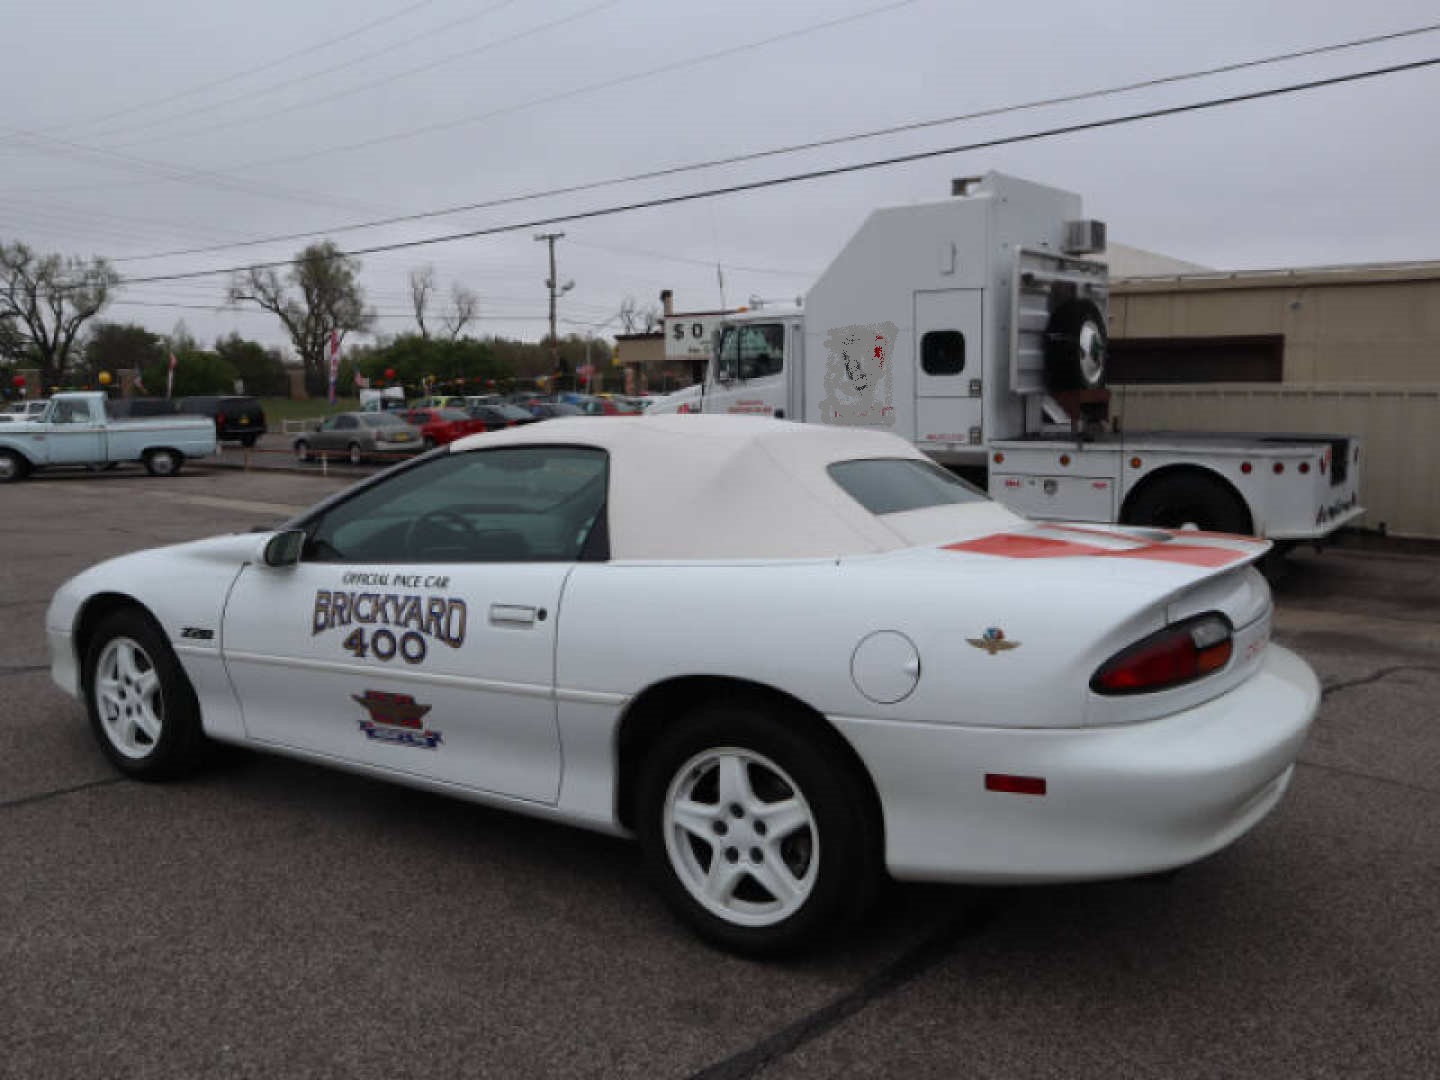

985,773,1047,796
1241,461,1253,474
1130,456,1142,469
1273,462,1285,474
1299,462,1310,474
1059,454,1071,466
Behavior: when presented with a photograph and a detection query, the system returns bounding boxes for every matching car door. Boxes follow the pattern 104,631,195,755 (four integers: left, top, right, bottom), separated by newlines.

220,444,609,804
44,398,106,463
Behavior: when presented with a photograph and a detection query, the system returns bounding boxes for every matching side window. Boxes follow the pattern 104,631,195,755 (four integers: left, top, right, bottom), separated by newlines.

336,415,358,430
717,323,785,380
321,416,339,431
921,331,965,375
306,446,609,564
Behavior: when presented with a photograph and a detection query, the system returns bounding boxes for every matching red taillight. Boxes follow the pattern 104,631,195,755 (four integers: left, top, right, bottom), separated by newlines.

217,411,226,428
1090,613,1234,695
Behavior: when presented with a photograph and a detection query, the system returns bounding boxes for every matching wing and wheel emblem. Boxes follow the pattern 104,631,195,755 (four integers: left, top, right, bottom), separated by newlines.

967,627,1020,655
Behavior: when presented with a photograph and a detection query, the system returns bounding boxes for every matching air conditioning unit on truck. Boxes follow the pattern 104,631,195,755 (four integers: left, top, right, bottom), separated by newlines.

653,172,1363,542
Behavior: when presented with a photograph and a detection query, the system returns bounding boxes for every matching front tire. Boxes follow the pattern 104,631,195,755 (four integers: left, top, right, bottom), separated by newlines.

294,440,310,463
143,448,182,477
0,450,29,483
83,609,208,780
637,702,881,956
347,442,363,466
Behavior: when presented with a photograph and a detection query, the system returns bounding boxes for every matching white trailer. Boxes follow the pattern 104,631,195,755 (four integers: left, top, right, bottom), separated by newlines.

653,172,1362,541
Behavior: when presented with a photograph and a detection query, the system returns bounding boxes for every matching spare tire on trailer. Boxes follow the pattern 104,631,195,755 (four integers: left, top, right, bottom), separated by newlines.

1044,298,1108,391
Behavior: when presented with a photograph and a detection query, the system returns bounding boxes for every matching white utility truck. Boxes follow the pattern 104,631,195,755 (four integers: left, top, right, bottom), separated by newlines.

0,391,216,483
653,172,1362,541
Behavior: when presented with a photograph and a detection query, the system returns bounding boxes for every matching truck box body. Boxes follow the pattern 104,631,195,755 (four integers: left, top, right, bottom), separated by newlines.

655,172,1364,541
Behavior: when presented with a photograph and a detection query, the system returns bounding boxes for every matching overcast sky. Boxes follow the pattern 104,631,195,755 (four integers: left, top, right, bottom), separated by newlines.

3,0,1439,353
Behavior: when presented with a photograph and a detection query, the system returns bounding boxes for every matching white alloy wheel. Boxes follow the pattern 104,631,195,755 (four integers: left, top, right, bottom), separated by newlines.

93,636,164,760
663,747,819,928
348,442,362,465
295,440,310,462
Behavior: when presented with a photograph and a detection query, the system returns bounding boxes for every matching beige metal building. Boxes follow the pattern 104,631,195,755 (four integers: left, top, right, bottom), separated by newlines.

1108,260,1440,538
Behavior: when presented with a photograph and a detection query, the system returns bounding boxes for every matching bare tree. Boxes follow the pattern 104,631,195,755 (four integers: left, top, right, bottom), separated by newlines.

616,295,661,335
442,283,479,340
409,265,436,339
228,241,373,397
0,241,118,385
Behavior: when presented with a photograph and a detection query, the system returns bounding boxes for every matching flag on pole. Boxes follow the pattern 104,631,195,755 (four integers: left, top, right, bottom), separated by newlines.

133,372,147,393
166,351,177,398
328,330,341,405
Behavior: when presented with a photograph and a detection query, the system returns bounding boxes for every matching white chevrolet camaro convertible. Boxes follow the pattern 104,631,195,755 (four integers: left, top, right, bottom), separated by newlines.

48,416,1319,954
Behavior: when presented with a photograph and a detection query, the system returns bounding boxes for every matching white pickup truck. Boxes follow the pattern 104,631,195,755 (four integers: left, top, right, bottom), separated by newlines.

0,391,217,483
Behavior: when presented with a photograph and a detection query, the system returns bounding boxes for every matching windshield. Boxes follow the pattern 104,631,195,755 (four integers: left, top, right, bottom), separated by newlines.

828,458,988,515
716,322,785,381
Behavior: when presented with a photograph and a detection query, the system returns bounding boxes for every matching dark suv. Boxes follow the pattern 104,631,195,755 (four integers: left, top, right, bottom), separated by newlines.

108,397,179,419
176,396,268,446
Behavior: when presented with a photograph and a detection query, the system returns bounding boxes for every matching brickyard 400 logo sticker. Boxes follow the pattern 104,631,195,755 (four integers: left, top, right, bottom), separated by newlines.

313,571,467,666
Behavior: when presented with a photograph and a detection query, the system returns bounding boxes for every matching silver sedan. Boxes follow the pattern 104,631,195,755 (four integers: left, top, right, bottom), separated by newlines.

293,411,423,465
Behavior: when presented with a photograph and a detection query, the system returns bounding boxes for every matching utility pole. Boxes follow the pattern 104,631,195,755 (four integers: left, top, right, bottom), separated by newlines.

534,232,572,387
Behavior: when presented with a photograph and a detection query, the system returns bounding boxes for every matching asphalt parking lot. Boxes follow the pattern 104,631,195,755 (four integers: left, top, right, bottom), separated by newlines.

2,465,1437,1079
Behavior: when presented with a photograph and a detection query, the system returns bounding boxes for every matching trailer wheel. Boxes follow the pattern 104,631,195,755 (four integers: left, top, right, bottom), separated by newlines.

1044,298,1108,391
1123,471,1252,535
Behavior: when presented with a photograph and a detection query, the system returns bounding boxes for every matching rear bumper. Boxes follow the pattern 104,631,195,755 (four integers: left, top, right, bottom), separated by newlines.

832,645,1318,883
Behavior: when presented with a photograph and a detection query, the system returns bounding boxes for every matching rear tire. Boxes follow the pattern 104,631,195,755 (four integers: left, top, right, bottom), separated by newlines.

240,433,258,448
1124,473,1252,535
83,609,208,780
636,701,882,956
348,442,363,466
294,440,310,463
143,448,182,477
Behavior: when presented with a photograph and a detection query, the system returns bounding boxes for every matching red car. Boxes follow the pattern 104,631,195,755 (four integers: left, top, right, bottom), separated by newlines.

401,407,486,448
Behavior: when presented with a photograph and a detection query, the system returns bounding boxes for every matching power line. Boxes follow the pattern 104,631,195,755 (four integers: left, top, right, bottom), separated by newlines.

103,56,1440,289
211,0,922,175
10,0,437,139
110,18,1440,264
94,1,612,151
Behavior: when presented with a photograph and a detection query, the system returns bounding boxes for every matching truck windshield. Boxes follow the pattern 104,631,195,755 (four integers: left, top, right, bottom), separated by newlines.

716,323,784,381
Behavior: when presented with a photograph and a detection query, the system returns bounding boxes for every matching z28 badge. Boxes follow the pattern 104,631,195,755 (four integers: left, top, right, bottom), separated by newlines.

353,690,443,749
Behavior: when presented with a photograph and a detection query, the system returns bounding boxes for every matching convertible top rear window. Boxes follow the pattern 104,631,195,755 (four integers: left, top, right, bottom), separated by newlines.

828,458,987,515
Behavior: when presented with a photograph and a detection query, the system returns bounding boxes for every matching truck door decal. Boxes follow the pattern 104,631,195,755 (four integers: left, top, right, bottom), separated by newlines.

819,321,897,427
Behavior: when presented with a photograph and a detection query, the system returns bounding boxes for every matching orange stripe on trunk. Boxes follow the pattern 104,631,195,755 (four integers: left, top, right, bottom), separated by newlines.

945,533,1249,567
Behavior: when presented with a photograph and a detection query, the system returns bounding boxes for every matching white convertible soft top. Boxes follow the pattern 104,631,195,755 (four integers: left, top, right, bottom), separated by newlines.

449,415,1023,559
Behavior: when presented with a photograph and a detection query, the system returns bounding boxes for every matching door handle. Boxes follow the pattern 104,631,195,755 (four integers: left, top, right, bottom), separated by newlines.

489,603,537,627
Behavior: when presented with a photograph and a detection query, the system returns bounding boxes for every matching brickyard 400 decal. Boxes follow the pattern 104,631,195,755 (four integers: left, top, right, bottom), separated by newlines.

312,576,468,665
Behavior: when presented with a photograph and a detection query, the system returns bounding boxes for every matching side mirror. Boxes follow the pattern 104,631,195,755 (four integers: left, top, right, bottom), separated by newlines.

263,529,306,568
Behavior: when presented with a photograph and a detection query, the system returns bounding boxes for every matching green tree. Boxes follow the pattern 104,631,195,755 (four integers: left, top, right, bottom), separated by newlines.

214,333,288,396
85,322,165,382
227,241,373,397
0,241,119,385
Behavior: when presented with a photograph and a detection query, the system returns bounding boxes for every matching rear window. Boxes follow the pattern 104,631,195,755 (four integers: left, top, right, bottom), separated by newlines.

438,409,471,421
828,458,987,515
362,414,408,428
